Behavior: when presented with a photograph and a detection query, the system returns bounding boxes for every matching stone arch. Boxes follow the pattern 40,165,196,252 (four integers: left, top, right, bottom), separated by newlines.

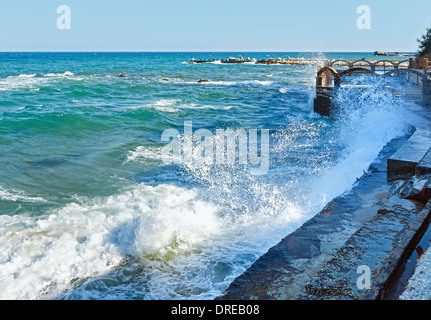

373,60,397,67
316,66,339,87
351,60,375,67
393,60,411,67
330,60,351,67
338,67,374,77
317,66,339,77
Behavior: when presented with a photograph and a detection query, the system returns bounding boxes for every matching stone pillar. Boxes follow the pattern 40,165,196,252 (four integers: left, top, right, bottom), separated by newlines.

316,76,322,87
321,72,332,87
409,58,414,69
314,87,335,117
314,66,338,117
394,65,399,77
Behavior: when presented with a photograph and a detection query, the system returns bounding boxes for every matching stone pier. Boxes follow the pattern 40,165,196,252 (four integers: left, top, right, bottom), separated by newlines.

313,58,431,117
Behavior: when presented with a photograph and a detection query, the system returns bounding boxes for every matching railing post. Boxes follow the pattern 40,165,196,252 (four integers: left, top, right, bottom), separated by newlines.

423,79,431,106
333,75,341,87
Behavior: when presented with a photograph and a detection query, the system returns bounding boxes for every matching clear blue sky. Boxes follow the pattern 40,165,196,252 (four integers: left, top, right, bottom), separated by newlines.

1,0,430,52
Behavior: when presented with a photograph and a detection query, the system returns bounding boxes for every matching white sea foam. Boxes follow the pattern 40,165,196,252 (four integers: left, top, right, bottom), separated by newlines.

148,99,181,112
197,80,273,86
159,78,273,87
0,183,221,300
0,75,44,91
16,74,37,78
131,99,234,113
198,80,237,86
43,71,74,77
0,72,73,91
131,99,185,113
126,145,181,163
308,76,413,208
0,186,46,203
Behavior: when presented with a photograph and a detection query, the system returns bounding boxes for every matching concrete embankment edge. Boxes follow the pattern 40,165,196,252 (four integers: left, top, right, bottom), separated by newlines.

217,124,431,300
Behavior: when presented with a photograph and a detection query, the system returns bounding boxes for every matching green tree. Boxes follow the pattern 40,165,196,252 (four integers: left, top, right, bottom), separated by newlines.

418,26,431,57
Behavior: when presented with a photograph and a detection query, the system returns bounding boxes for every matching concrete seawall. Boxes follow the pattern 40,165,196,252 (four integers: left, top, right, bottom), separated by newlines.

217,107,431,300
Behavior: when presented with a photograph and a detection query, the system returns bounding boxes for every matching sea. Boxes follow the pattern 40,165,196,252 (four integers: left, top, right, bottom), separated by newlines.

0,52,419,299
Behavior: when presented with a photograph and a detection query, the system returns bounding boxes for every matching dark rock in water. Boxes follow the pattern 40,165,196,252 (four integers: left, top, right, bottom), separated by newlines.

119,73,126,77
198,79,209,83
162,78,169,81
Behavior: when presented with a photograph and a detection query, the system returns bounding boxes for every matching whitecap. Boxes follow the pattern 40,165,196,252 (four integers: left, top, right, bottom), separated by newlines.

131,99,234,113
126,145,181,163
194,80,273,86
15,74,36,78
0,183,220,299
0,186,46,203
43,71,74,77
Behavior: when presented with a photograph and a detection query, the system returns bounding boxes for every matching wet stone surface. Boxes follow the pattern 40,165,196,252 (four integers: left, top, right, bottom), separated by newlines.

296,196,425,300
217,135,412,300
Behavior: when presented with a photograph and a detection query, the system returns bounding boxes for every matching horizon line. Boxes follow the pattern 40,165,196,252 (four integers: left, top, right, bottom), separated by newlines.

0,50,417,53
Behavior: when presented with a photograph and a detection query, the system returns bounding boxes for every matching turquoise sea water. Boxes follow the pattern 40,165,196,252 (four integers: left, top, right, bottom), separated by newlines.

0,52,415,299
